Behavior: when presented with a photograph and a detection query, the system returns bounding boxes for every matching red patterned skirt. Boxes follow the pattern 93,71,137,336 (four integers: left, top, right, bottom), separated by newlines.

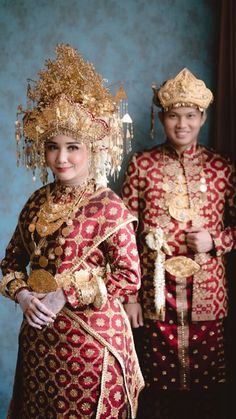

7,311,130,419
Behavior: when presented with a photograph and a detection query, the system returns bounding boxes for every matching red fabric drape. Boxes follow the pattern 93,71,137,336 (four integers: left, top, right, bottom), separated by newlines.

213,0,236,163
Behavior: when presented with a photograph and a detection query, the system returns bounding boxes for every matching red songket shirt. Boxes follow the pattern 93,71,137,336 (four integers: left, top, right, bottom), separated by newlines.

122,142,236,390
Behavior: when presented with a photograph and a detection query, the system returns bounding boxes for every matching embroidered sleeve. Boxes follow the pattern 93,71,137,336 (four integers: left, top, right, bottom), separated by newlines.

62,222,141,307
0,224,30,300
103,222,141,304
210,163,236,256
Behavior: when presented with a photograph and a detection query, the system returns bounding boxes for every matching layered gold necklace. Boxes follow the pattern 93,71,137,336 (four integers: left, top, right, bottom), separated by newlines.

35,185,87,237
28,182,91,268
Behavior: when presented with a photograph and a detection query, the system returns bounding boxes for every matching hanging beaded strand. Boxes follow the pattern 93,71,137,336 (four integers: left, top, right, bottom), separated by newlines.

114,85,134,155
15,118,22,167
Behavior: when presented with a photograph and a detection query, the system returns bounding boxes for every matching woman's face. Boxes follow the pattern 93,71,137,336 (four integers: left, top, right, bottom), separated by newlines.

45,134,89,186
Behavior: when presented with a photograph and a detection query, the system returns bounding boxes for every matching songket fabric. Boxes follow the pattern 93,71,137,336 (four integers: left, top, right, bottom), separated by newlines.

122,142,236,391
1,185,144,419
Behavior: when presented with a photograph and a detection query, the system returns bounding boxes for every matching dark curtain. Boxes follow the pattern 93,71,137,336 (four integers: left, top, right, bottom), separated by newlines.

213,2,236,418
213,0,236,163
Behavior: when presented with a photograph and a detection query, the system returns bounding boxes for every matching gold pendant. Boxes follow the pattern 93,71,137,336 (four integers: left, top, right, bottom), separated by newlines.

36,218,64,237
168,204,193,222
28,223,36,233
171,195,189,209
39,255,49,268
54,246,63,256
164,256,200,277
61,226,72,237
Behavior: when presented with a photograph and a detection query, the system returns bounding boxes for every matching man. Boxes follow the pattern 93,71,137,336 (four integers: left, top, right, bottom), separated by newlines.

122,68,236,419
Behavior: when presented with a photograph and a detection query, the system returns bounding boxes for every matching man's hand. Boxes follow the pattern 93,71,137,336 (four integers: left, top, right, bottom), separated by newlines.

185,227,213,253
124,303,144,328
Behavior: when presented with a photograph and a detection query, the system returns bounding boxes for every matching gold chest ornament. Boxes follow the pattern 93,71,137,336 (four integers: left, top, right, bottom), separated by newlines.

28,183,90,268
162,150,207,223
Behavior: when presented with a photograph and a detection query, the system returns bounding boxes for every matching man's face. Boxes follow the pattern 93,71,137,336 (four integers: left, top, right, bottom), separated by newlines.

159,106,207,152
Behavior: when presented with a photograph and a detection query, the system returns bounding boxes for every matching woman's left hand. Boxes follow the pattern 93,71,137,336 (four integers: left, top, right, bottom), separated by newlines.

40,288,67,316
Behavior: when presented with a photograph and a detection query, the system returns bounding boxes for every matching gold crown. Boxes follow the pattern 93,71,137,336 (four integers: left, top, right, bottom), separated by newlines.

153,68,213,111
15,44,133,185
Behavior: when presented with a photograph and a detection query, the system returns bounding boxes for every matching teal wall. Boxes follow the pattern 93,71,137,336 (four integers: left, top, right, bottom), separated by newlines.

0,0,218,415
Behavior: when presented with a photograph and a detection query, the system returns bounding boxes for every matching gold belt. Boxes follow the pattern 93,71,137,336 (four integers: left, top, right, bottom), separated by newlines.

164,256,200,277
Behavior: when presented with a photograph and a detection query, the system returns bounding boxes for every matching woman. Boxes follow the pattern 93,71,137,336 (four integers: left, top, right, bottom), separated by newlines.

0,44,144,419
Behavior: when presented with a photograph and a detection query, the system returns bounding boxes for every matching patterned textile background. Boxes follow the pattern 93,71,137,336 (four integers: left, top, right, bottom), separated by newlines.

0,0,218,416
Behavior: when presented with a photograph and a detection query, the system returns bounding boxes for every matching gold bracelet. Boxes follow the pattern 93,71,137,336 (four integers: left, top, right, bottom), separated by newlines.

55,269,107,308
93,276,107,309
0,272,27,300
8,279,29,300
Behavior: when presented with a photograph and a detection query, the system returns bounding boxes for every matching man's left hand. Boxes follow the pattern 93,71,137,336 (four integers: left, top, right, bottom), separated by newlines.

185,227,213,253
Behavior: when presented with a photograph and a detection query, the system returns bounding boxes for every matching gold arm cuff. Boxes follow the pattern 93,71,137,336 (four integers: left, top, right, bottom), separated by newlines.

56,269,107,308
0,272,27,299
93,276,108,309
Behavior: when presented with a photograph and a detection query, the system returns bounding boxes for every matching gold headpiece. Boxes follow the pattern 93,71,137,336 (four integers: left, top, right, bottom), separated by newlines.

15,44,133,185
152,68,213,112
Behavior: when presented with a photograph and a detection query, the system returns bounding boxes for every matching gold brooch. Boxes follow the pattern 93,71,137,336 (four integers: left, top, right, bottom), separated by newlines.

164,256,200,277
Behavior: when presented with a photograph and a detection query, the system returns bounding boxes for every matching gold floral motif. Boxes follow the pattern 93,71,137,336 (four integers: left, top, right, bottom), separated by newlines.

162,149,208,224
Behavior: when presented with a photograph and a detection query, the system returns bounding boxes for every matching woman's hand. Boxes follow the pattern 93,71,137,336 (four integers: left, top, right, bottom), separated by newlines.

124,303,144,328
17,289,56,329
40,288,66,316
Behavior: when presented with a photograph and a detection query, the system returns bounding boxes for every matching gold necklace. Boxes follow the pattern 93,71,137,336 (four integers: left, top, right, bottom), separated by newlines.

29,183,88,237
28,182,92,268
